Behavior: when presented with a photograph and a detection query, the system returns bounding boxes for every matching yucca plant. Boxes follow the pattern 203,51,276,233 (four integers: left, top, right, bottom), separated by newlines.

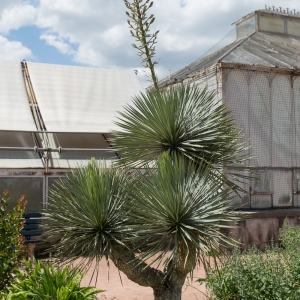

6,259,103,300
44,159,130,269
45,156,240,300
112,84,248,187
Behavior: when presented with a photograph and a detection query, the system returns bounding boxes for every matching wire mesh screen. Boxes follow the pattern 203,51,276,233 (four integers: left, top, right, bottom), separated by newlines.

249,74,271,167
271,76,293,168
225,70,250,164
294,78,300,168
251,195,272,209
293,170,300,207
223,68,299,209
273,170,293,207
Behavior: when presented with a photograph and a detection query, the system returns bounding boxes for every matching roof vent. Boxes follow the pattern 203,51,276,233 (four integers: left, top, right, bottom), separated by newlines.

235,7,300,39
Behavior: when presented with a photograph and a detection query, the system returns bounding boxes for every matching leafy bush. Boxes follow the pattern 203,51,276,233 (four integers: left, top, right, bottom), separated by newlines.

202,220,300,300
6,259,104,299
0,191,27,297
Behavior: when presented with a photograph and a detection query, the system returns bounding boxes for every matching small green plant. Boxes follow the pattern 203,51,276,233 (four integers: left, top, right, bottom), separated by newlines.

6,259,104,299
0,190,27,297
202,220,300,300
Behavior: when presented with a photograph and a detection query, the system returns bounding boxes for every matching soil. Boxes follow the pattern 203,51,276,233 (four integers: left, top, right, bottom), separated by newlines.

80,258,207,300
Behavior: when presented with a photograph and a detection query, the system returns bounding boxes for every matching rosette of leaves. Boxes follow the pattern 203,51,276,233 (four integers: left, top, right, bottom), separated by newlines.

44,159,131,269
112,84,248,186
45,156,240,300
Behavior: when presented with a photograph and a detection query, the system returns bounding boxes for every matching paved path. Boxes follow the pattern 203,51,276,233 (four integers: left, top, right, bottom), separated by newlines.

81,258,207,300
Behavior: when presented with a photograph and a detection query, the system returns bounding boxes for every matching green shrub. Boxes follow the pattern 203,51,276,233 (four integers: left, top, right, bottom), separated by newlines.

202,220,300,300
6,259,104,299
0,191,27,297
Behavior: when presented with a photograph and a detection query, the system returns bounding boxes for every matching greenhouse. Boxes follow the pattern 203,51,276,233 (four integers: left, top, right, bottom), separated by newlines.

0,60,144,211
157,8,300,209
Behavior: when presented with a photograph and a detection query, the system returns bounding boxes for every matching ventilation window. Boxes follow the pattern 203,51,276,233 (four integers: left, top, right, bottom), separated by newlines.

251,170,273,194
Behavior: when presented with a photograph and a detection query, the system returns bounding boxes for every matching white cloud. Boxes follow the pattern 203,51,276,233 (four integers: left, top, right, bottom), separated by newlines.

0,0,299,81
0,35,32,60
0,2,36,34
40,33,74,55
24,0,300,72
102,25,128,47
28,0,245,72
73,44,106,67
0,0,21,12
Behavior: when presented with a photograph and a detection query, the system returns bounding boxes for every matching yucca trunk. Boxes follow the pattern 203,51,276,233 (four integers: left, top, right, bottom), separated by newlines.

111,245,191,300
153,272,186,300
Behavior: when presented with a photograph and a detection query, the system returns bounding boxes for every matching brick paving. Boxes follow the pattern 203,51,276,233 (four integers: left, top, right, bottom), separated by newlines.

80,258,207,300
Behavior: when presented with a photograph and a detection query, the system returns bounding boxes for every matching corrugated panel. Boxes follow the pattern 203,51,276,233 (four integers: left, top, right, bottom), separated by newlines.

26,62,145,133
156,36,247,88
159,31,300,89
222,32,300,68
185,66,216,85
0,131,43,168
232,46,273,66
0,60,37,131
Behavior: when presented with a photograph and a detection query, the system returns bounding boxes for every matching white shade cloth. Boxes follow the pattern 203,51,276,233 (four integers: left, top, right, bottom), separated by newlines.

27,62,145,133
0,60,37,131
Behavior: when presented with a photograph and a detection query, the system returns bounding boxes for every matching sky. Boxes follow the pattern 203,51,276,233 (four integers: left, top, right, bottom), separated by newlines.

1,0,300,84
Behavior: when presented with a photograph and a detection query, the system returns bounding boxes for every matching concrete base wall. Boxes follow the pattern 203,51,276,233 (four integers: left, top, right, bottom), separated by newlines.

225,209,300,250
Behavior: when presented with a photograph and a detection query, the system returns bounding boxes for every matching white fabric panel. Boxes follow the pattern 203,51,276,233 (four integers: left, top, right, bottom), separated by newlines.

223,69,250,164
0,60,36,131
249,73,271,166
271,75,293,167
294,77,300,167
27,62,145,133
273,170,293,207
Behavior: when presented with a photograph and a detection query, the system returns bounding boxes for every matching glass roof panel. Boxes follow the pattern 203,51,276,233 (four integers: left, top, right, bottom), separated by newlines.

0,131,43,168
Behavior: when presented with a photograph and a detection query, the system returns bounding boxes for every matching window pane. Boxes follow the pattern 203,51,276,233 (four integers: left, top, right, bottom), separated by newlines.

0,177,44,212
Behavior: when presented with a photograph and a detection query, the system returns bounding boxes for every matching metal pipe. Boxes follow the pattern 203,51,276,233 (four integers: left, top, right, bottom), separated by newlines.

0,130,113,134
0,147,114,152
63,148,114,152
226,166,300,171
43,153,49,174
33,131,112,134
